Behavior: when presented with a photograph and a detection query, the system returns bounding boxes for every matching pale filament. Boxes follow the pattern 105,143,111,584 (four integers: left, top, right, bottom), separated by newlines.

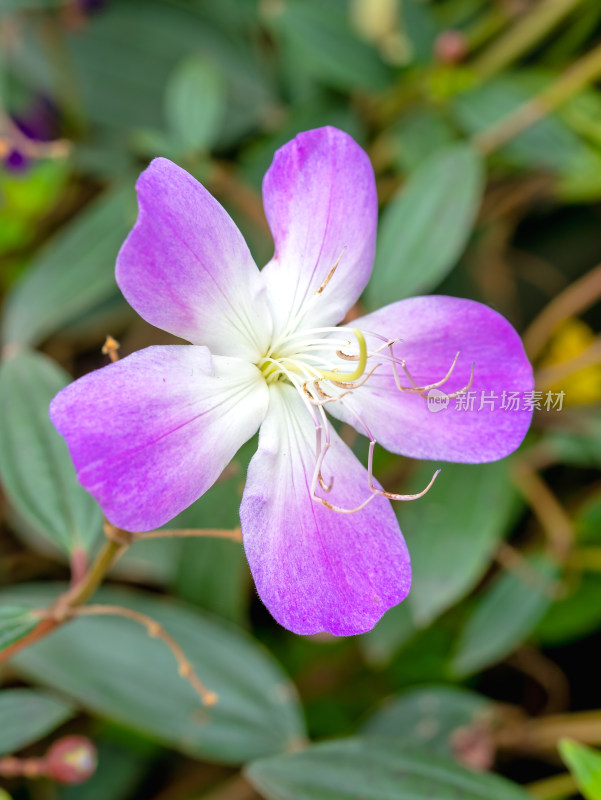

308,386,441,514
387,344,475,400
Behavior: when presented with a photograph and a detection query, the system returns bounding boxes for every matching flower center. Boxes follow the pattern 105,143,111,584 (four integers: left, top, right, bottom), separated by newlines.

257,327,368,387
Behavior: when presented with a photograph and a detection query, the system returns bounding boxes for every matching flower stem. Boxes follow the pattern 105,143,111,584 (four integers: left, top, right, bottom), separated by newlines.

59,538,126,610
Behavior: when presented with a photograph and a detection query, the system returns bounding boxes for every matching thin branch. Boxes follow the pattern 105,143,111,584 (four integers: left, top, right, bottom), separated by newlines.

469,0,583,80
70,604,218,707
524,262,601,360
474,37,601,155
511,463,574,561
132,527,242,543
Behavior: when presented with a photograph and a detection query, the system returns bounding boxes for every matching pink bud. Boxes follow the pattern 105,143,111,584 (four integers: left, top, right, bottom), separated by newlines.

434,30,468,64
44,736,97,785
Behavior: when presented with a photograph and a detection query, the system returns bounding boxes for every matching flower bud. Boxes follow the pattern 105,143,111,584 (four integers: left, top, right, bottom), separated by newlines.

434,30,468,64
44,736,97,785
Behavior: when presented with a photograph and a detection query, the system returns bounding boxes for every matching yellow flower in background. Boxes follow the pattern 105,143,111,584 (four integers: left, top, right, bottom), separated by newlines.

540,318,601,405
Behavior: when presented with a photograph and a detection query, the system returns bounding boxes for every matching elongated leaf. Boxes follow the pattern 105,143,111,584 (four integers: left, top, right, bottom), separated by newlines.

0,606,39,652
0,688,74,755
451,555,557,677
401,460,521,627
165,55,226,152
4,585,305,765
2,185,133,348
364,144,483,310
0,350,102,554
246,738,531,800
560,739,601,800
362,686,493,757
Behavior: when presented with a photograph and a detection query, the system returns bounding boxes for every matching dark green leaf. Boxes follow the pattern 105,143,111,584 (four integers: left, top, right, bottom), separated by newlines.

0,688,74,755
265,0,392,92
536,573,601,646
2,185,133,348
4,584,305,765
165,55,226,152
401,460,521,627
61,0,273,148
174,442,253,625
365,143,483,309
559,739,601,800
451,554,558,677
362,685,493,757
0,350,102,554
247,737,531,800
0,606,39,653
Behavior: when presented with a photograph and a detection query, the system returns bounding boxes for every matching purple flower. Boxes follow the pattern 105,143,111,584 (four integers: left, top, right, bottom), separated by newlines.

3,96,61,173
50,127,533,636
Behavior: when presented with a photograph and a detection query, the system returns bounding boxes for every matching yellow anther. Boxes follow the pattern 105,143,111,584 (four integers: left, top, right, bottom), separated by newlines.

319,329,367,383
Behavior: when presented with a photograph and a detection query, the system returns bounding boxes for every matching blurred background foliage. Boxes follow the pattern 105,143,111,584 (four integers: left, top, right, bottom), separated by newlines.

1,0,601,799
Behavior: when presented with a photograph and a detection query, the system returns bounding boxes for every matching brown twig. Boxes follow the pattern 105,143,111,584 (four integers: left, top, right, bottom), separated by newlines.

511,462,573,561
496,709,601,754
474,37,601,156
70,604,218,707
494,542,558,598
524,262,601,360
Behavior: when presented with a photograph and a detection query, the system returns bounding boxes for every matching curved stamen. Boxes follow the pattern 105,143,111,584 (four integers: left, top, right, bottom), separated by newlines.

388,346,476,400
318,328,367,383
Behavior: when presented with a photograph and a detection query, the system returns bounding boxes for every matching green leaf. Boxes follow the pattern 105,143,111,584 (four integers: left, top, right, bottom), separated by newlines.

0,688,74,756
4,584,305,765
560,739,601,800
401,460,521,627
0,350,102,554
536,573,601,646
364,143,483,310
361,686,493,757
0,606,39,652
174,440,254,625
2,185,133,348
265,0,392,93
392,109,458,173
359,600,416,666
165,55,226,152
246,737,531,800
451,554,557,677
55,0,273,148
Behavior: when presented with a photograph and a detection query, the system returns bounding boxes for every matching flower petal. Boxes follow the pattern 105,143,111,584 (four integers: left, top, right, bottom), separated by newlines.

240,384,411,636
332,296,533,462
116,158,271,360
50,346,269,531
261,127,377,337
